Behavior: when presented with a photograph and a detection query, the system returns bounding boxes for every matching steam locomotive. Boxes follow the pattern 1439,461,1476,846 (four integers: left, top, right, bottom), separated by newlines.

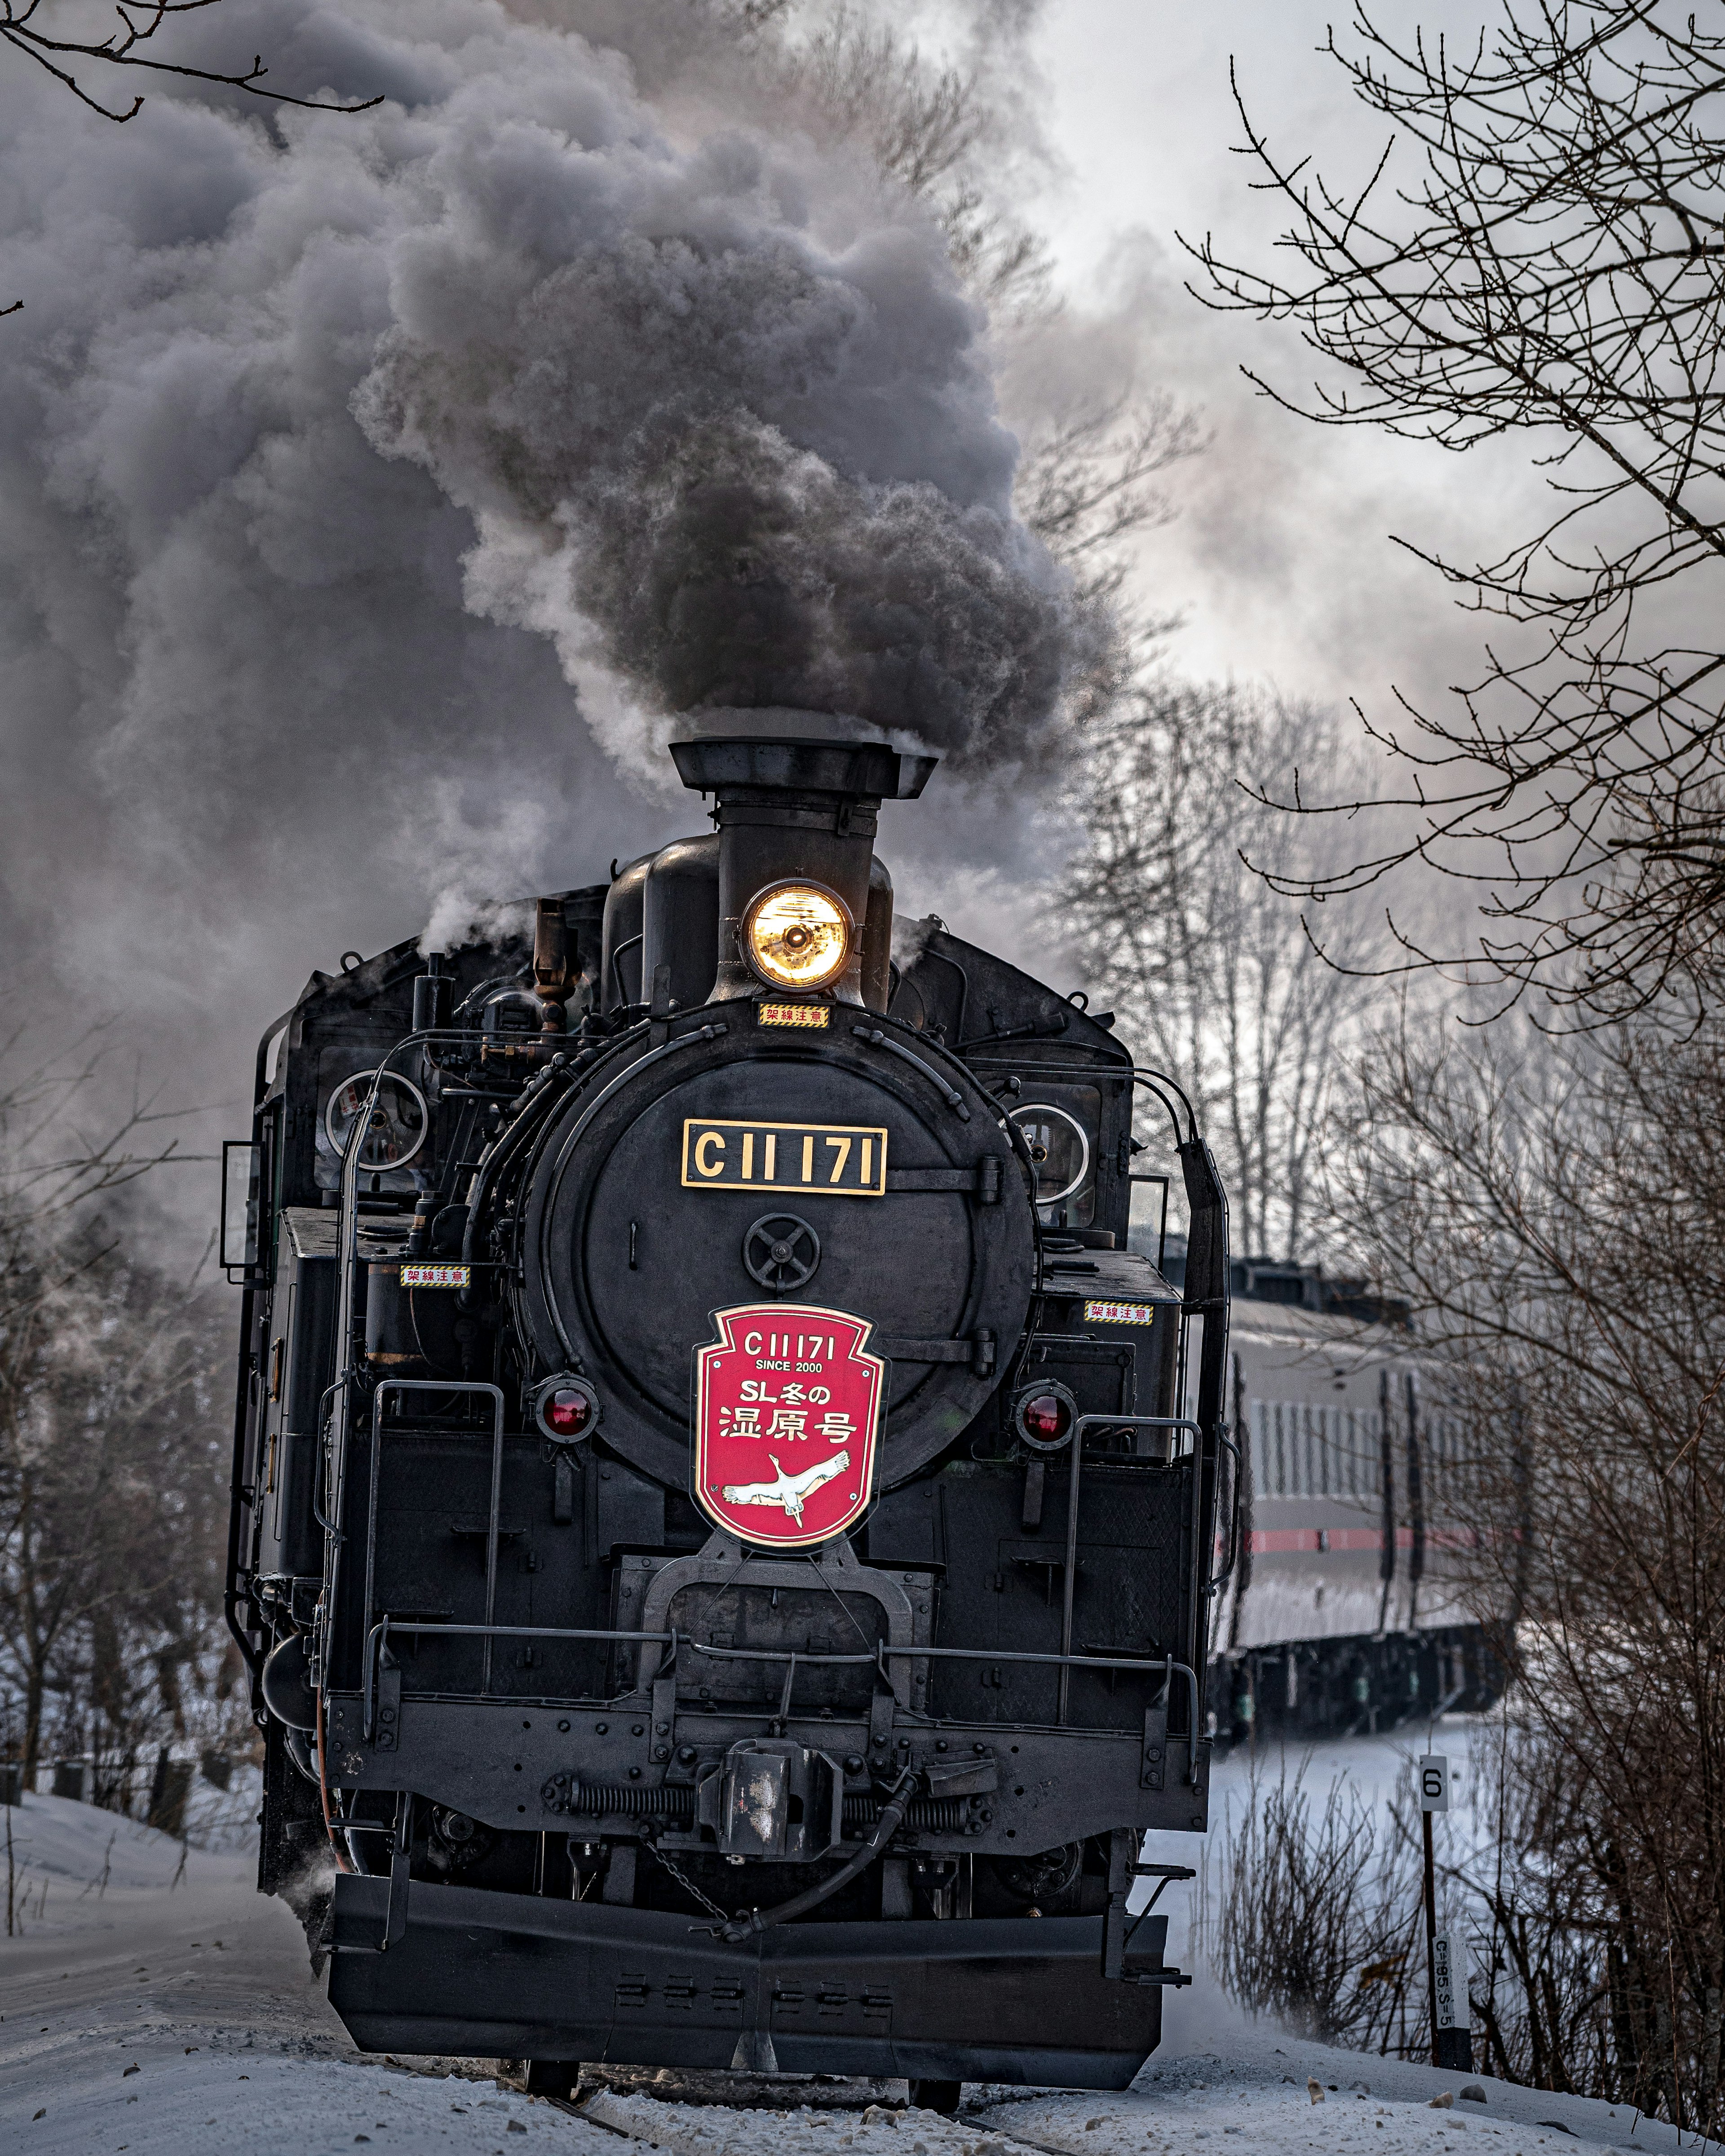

222,730,1231,2102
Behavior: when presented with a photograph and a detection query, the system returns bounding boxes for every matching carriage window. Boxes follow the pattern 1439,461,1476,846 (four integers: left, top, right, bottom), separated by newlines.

1251,1398,1384,1499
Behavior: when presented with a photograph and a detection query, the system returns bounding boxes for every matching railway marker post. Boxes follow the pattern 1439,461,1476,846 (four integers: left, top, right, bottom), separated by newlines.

1419,1754,1473,2071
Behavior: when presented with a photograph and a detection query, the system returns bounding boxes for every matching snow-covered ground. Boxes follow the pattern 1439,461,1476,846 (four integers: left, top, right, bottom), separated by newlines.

1,1735,1708,2156
6,2041,1690,2156
584,2059,1696,2156
181,1764,267,1854
6,2040,614,2154
1,1787,260,1937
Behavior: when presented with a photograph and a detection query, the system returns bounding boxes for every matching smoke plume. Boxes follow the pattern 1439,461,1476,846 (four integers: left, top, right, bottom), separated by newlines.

348,28,1070,763
0,0,1080,1191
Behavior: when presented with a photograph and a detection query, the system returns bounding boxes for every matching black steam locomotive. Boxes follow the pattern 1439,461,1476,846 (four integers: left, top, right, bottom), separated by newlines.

222,732,1232,2102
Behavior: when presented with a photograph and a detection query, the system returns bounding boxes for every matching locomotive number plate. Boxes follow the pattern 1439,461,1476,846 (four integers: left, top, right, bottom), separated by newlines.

692,1302,885,1547
681,1119,888,1197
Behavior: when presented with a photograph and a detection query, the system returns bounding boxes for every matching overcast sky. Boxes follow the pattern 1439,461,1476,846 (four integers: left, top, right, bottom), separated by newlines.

1019,0,1535,730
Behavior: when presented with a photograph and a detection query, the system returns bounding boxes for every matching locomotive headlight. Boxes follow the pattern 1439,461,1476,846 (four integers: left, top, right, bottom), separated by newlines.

532,1374,601,1443
741,881,852,992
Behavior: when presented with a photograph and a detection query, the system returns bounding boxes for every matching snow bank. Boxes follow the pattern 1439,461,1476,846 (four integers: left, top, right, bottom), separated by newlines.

973,2076,1659,2156
0,1791,252,1940
573,2058,1707,2156
978,2034,1712,2156
0,2034,618,2154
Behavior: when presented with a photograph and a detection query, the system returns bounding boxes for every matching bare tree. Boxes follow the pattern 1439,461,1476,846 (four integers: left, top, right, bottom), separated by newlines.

1066,682,1383,1261
1327,982,1725,2129
768,3,1207,726
1211,1760,1427,2051
1015,386,1208,610
780,3,1054,315
1188,2,1725,1022
4,1239,227,1792
0,1033,222,1785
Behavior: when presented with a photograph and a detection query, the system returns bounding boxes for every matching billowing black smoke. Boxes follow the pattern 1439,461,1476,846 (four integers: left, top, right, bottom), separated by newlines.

353,120,1072,760
0,0,1080,1219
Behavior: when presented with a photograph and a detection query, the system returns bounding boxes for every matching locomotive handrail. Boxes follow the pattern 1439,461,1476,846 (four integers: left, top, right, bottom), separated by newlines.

1067,1415,1202,1440
1059,1414,1202,1744
849,1024,970,1119
1175,1135,1231,1714
372,1613,1197,1678
911,936,970,1046
1129,1068,1199,1143
608,930,643,1009
309,1387,345,1538
1129,1075,1187,1153
1208,1426,1243,1597
224,1003,298,1696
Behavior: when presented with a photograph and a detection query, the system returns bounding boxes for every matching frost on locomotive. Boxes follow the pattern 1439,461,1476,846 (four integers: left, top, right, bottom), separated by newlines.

224,733,1232,2097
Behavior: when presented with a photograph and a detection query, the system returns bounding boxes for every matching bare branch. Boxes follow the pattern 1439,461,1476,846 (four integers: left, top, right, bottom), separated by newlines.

1322,985,1725,2125
1185,3,1725,1021
0,0,381,123
1017,388,1208,582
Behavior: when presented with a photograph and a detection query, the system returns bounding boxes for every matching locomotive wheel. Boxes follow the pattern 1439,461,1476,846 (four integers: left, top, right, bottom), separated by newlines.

908,2081,964,2115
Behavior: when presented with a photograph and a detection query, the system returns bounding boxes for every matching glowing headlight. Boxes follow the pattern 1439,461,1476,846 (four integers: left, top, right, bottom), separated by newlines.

741,881,853,993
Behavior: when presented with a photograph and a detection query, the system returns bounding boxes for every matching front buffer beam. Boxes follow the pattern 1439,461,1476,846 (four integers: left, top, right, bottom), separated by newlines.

329,1875,1170,2087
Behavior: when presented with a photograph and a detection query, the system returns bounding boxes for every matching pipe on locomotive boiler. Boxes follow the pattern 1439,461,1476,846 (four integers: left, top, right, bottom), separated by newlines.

531,896,575,1033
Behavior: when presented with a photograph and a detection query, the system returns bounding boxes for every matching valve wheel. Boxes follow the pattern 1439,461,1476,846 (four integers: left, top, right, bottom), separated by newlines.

743,1213,821,1292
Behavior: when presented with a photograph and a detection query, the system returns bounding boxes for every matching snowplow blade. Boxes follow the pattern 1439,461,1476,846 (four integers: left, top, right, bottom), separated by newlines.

327,1874,1169,2087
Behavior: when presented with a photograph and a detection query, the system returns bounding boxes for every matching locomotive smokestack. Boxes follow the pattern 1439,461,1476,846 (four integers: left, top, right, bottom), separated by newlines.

669,731,936,1008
